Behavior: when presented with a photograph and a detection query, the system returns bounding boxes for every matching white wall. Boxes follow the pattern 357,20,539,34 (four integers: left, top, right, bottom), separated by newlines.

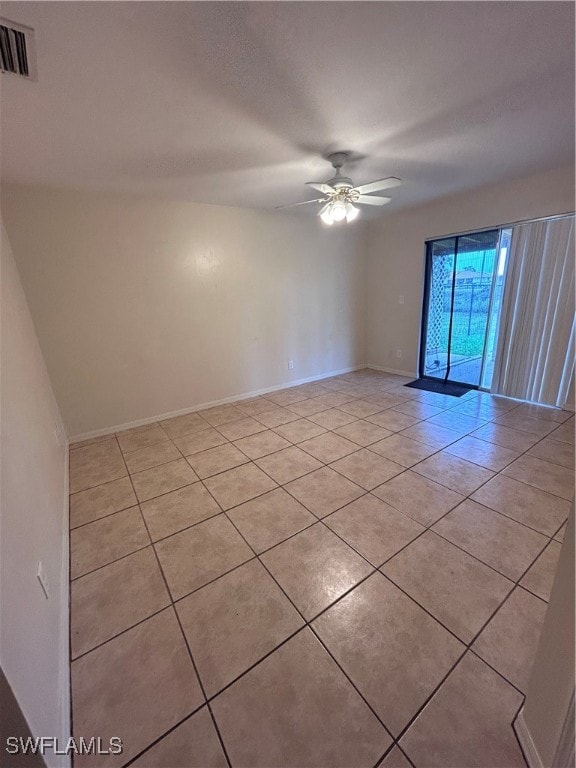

0,220,70,766
518,502,574,767
366,165,575,374
1,186,367,438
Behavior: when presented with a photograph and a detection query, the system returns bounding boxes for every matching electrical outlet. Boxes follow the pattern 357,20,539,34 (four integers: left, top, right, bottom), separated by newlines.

37,562,49,599
396,348,403,358
288,360,294,370
399,295,405,305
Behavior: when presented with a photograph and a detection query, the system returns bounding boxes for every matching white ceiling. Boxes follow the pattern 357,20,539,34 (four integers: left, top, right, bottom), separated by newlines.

1,1,574,215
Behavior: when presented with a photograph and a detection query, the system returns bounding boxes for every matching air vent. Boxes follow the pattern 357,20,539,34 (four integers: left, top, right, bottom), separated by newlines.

0,18,36,79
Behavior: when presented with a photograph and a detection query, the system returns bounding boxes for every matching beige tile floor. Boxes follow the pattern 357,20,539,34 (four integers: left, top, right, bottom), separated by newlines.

68,370,574,768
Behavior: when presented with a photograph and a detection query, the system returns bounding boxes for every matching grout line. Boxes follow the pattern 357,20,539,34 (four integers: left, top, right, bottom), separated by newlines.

467,647,526,697
70,399,568,585
376,569,471,649
117,446,234,768
390,649,531,768
169,458,401,752
173,603,234,768
384,648,470,752
69,540,151,581
69,407,567,589
386,428,571,513
427,525,551,584
464,499,569,540
516,582,551,606
205,446,544,752
383,514,552,654
189,460,402,744
373,742,417,768
217,499,396,741
67,377,571,766
120,701,221,768
68,471,129,496
70,600,172,663
70,499,142,530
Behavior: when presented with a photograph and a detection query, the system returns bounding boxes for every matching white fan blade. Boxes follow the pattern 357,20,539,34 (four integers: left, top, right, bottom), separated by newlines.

356,195,391,206
354,177,402,195
275,197,327,210
306,182,334,195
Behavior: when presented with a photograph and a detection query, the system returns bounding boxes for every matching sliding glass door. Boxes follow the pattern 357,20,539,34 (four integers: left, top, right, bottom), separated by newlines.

420,229,502,388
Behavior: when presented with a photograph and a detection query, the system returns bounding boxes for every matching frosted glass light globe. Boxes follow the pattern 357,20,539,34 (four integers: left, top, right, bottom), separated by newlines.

331,201,347,222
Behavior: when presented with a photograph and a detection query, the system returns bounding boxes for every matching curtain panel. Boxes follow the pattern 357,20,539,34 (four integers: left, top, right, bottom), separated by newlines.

491,216,575,407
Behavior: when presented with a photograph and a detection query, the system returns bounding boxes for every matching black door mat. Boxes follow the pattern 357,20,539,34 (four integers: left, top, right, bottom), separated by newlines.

404,379,473,397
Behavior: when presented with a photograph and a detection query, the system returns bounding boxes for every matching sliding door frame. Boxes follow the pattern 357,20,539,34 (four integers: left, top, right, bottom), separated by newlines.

418,228,500,389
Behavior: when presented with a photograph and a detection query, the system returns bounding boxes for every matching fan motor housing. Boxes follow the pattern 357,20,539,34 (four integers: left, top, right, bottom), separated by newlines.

329,176,354,190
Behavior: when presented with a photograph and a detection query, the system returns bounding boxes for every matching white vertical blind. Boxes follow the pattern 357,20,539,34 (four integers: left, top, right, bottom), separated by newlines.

491,216,575,407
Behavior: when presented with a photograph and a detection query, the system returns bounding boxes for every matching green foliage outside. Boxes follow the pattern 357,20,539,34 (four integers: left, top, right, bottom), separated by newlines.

425,246,503,370
426,284,490,360
438,312,487,357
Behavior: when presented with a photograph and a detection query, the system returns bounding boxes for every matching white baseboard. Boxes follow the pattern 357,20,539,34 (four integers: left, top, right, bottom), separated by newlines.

57,443,71,768
514,708,544,768
366,363,417,378
70,364,367,443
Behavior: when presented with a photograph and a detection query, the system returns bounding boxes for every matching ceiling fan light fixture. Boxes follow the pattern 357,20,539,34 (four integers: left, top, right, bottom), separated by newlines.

319,204,334,225
277,153,401,224
330,200,347,222
345,202,360,223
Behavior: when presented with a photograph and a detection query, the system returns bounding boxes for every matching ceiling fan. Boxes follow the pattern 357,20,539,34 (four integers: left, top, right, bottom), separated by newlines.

277,152,402,224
